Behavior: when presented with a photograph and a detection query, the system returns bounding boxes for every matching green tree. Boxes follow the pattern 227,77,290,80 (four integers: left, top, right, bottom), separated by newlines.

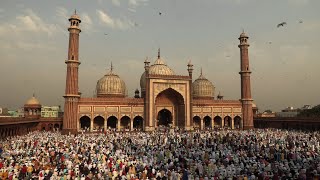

298,105,320,117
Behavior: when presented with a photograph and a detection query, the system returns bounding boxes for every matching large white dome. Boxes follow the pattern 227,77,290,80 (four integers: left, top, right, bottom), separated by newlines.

192,71,215,98
96,66,126,98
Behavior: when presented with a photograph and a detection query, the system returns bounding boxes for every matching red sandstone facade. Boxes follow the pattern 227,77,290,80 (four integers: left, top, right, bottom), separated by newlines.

60,12,255,134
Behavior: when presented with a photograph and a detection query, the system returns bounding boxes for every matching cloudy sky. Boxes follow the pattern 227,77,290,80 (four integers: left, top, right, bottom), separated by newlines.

0,0,319,112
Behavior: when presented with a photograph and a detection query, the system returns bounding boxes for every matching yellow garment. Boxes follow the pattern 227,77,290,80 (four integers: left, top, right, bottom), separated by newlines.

27,165,33,173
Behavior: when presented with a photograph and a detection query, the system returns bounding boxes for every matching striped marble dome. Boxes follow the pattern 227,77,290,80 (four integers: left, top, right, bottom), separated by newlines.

192,70,215,98
140,51,174,91
96,65,126,97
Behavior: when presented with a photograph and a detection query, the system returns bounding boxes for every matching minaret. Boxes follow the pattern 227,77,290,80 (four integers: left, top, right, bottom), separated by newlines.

187,60,193,129
238,31,254,130
62,11,81,134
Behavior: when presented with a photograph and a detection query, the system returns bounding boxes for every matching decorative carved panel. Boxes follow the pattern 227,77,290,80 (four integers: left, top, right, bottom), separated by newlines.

120,107,131,112
213,108,222,112
79,114,91,118
79,106,91,112
202,107,211,113
193,107,201,112
94,114,104,118
133,107,143,112
107,107,118,112
223,107,232,112
94,107,105,112
233,108,242,113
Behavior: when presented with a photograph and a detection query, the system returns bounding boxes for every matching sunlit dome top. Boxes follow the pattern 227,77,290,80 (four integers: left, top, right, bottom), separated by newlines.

192,69,215,98
140,49,175,91
96,63,126,98
25,94,41,106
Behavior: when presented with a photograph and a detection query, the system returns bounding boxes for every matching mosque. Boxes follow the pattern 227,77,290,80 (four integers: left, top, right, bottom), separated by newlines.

62,12,255,134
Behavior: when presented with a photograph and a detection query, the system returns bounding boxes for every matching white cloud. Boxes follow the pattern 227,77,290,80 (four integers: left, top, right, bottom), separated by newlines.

129,0,138,6
0,9,58,36
81,13,95,34
96,10,134,30
17,15,38,31
56,7,68,20
128,8,137,13
112,0,121,6
128,0,149,7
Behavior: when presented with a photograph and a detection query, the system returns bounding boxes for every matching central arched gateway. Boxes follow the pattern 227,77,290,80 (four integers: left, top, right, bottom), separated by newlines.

155,88,185,129
133,116,143,130
157,109,172,126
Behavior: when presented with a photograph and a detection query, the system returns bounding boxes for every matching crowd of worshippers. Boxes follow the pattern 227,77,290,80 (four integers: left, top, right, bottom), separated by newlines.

0,128,320,180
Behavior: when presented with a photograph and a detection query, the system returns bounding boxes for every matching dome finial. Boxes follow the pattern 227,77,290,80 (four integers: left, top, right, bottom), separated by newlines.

74,9,77,15
158,48,160,59
200,67,203,76
110,62,113,72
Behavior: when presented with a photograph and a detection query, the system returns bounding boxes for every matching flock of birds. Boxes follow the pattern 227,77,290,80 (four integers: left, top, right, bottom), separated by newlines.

102,10,304,62
277,20,303,28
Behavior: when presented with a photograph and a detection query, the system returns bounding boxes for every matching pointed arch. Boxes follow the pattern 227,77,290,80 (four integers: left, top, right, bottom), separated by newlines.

203,116,212,129
193,116,201,129
107,116,118,129
234,116,241,129
120,116,131,130
224,116,232,128
94,116,105,131
155,88,185,128
157,109,173,127
80,116,91,131
133,116,143,131
214,116,222,128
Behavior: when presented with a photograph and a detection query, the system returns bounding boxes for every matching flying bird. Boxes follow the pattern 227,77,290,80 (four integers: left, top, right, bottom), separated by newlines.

299,20,303,23
104,33,108,35
277,22,287,28
159,12,162,15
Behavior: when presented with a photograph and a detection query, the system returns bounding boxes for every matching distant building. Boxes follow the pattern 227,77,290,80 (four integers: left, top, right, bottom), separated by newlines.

6,109,23,117
17,107,24,117
256,111,276,118
0,107,10,117
275,105,312,118
41,106,61,118
8,110,18,117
